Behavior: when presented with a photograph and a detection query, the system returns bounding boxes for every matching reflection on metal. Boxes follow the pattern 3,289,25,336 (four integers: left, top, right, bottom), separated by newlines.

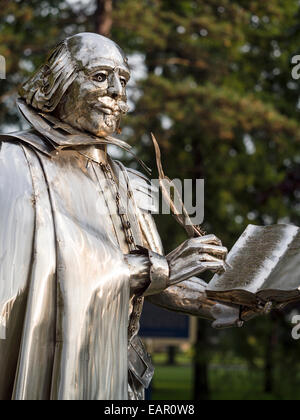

0,33,240,401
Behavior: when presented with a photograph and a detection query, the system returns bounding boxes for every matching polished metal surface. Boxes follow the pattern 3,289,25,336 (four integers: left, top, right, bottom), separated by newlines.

0,33,242,401
19,33,130,136
144,249,169,296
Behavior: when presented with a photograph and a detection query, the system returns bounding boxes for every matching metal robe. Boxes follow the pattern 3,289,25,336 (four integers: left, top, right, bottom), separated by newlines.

0,143,131,400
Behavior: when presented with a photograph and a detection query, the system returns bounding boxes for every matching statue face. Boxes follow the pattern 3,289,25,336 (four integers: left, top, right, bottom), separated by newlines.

55,33,130,137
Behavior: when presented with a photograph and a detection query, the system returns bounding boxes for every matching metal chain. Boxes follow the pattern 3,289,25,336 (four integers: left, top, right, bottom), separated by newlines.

98,162,144,340
98,161,137,252
79,152,144,341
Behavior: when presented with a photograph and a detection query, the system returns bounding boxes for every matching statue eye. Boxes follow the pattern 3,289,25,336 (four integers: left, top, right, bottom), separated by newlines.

93,73,107,83
120,78,127,88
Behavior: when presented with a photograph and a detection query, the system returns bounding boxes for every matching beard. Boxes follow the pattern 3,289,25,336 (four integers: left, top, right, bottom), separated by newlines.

55,91,127,137
104,114,118,129
90,111,120,137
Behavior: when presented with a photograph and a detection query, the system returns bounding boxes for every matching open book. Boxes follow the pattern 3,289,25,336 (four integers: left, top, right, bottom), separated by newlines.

206,224,300,309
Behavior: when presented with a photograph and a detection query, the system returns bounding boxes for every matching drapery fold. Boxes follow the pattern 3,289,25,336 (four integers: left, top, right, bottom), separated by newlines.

0,142,131,400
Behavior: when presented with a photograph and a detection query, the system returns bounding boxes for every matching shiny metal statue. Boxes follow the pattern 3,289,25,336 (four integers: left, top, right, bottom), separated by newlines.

0,33,242,400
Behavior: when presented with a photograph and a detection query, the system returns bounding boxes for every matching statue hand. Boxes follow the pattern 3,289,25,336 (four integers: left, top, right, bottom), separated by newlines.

211,302,244,329
166,234,228,286
125,234,227,297
212,302,266,329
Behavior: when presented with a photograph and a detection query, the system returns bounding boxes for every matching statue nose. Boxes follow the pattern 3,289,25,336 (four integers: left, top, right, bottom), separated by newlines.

108,73,123,99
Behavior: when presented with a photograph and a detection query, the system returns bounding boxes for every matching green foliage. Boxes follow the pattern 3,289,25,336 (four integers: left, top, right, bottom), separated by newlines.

0,0,94,129
152,351,300,400
111,0,300,397
111,0,300,249
1,0,299,244
1,0,300,399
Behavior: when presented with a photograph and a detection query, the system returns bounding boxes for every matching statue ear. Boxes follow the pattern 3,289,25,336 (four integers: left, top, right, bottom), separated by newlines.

19,41,78,113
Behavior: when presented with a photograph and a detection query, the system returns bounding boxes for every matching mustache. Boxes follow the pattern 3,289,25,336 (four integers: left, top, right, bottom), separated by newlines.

93,96,129,116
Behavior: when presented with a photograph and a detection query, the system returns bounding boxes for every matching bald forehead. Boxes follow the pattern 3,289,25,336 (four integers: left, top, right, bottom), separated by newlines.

66,33,130,74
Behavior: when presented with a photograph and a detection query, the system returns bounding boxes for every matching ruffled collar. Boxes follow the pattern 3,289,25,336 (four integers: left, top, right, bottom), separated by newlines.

17,98,132,152
16,98,151,173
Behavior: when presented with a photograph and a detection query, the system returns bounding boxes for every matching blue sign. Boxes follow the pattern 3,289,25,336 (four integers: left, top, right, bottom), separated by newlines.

139,300,190,339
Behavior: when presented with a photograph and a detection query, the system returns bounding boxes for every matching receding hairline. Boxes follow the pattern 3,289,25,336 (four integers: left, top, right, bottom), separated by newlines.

18,33,130,113
65,33,129,71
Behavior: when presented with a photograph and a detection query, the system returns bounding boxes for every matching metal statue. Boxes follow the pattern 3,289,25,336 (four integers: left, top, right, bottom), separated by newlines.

0,33,245,400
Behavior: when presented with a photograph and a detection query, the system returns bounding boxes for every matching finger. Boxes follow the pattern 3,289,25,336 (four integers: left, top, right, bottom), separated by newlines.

167,235,225,261
198,253,224,263
170,257,226,285
202,260,227,274
176,241,228,259
198,244,228,259
187,235,223,247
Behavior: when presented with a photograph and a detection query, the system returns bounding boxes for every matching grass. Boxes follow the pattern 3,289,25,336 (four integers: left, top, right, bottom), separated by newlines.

150,353,300,400
152,365,193,400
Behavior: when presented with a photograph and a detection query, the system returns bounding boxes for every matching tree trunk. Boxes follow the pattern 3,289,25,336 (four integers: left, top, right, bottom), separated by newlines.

192,134,210,400
264,335,273,393
95,0,113,37
193,319,210,400
264,315,277,394
166,345,177,366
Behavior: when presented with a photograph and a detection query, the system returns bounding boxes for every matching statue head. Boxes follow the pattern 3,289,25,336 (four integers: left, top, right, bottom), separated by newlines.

19,33,130,137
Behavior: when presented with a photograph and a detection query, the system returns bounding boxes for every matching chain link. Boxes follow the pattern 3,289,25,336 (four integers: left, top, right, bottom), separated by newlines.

96,160,144,340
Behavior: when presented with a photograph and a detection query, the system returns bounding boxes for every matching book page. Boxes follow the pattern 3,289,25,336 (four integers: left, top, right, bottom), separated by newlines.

207,224,299,294
261,230,300,291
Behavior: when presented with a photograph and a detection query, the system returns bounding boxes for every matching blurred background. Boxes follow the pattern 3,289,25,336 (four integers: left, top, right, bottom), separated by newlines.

1,0,300,400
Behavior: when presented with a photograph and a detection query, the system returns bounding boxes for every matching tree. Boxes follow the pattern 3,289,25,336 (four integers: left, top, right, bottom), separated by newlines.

0,0,94,132
95,0,113,36
1,0,300,399
110,0,300,399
